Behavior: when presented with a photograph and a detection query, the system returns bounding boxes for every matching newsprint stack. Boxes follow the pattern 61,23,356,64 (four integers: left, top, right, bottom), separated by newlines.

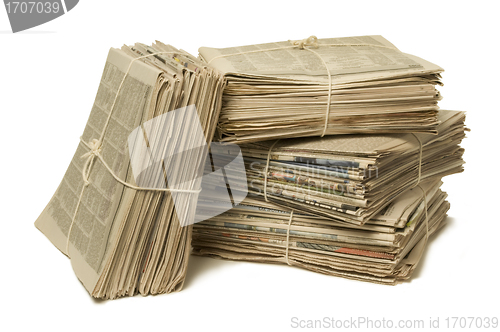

35,42,226,299
192,36,466,284
35,35,467,299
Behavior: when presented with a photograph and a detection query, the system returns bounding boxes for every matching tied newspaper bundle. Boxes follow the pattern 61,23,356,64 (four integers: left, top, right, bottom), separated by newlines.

35,41,226,299
199,35,444,144
192,179,448,284
192,109,467,284
212,110,465,225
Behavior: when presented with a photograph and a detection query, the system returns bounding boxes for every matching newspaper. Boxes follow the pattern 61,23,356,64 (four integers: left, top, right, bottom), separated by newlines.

199,35,444,144
35,42,226,299
192,179,450,284
213,110,466,224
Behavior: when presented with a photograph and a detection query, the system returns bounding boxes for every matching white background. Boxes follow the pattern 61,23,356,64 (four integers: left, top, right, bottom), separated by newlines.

1,1,498,331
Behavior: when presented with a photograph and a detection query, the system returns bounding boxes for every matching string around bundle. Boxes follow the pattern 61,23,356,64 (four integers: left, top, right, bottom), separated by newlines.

411,133,430,248
66,51,202,256
207,36,398,138
260,140,293,265
284,210,294,266
263,139,280,202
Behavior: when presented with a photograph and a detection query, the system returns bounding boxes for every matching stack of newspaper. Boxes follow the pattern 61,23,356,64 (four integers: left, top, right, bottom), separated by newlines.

192,36,467,285
35,41,226,299
192,112,466,284
192,179,449,284
203,110,465,225
199,35,444,144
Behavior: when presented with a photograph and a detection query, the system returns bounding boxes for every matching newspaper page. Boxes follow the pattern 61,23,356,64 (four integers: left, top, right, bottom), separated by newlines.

199,35,443,84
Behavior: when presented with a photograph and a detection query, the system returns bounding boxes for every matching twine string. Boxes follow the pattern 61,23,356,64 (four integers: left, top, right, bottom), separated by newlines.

263,139,280,202
284,210,294,265
289,35,318,49
411,134,430,257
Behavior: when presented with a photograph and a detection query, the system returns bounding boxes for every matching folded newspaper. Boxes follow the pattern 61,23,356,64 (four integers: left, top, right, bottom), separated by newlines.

199,35,443,144
35,41,226,299
192,179,449,285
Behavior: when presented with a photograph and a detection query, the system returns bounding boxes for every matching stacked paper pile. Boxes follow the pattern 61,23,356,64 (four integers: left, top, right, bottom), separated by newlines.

192,110,466,284
192,180,448,284
35,41,226,299
230,110,465,224
199,35,444,144
192,36,467,285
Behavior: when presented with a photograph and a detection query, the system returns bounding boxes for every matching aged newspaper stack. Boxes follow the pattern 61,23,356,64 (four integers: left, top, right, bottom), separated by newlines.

35,41,225,299
199,110,465,225
199,35,444,144
192,109,467,284
192,179,449,284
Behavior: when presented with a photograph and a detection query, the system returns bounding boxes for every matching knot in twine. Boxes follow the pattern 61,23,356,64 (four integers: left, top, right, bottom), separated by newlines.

289,35,318,49
80,138,102,187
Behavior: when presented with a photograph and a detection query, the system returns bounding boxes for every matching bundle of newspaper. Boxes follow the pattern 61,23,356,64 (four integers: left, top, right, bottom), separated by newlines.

35,41,226,299
192,179,449,285
215,110,465,226
199,35,444,144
